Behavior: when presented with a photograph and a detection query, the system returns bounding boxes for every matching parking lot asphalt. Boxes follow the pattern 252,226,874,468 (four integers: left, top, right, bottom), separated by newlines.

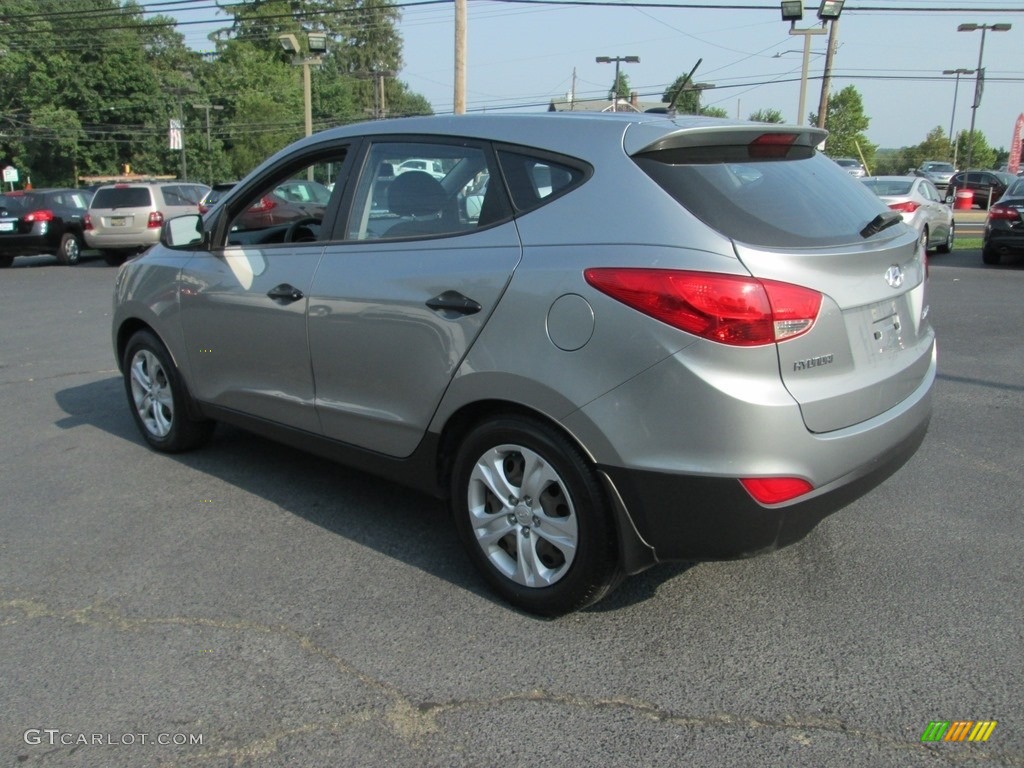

1,250,1022,767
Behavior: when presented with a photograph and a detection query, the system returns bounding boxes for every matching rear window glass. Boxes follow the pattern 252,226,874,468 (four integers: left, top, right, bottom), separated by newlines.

91,188,153,209
0,195,32,212
633,151,889,248
863,179,913,196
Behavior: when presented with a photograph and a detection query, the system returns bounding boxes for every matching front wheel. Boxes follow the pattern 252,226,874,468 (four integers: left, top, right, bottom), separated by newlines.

56,232,82,265
450,415,619,616
123,330,214,452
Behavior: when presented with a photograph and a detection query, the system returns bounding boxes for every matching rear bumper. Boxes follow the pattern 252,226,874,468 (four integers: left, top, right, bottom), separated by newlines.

984,224,1024,254
0,230,60,256
600,415,928,562
85,230,159,251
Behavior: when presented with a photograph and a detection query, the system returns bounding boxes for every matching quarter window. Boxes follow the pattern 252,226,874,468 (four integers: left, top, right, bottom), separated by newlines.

496,150,586,211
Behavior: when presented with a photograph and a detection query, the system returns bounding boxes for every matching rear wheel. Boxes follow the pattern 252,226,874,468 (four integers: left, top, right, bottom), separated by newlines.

0,254,12,268
450,415,619,616
123,330,214,452
103,250,128,267
982,247,1001,266
55,232,82,265
936,221,954,254
919,226,930,254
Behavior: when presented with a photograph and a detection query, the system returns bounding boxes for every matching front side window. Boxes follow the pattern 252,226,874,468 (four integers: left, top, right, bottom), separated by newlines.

345,141,509,240
226,152,346,246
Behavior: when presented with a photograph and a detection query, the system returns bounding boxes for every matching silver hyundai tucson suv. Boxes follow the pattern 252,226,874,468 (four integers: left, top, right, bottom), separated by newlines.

112,113,934,615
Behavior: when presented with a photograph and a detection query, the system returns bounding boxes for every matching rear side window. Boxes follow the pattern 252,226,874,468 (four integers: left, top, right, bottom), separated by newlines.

92,188,152,208
496,150,587,212
633,150,888,248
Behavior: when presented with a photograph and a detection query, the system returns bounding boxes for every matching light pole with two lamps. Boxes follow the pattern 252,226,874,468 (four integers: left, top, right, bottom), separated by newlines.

596,55,639,112
278,32,329,139
779,0,844,128
957,22,1011,170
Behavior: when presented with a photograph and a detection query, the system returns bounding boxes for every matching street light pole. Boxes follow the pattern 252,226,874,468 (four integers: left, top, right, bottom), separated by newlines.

957,22,1011,169
942,68,974,166
596,55,639,112
780,2,828,126
192,103,223,185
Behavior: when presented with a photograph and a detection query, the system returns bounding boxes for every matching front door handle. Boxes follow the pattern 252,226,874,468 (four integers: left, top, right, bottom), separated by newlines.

426,290,481,316
267,284,304,304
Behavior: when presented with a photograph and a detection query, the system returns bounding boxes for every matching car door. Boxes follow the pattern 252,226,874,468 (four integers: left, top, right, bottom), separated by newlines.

918,180,949,242
178,149,350,434
307,138,522,457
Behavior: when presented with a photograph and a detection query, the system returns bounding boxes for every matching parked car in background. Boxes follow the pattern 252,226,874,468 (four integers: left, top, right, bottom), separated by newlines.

84,181,209,265
862,175,954,254
113,113,934,615
982,177,1024,265
394,157,445,179
944,170,1016,210
915,161,956,188
198,182,238,214
0,188,92,267
834,157,866,178
231,179,332,231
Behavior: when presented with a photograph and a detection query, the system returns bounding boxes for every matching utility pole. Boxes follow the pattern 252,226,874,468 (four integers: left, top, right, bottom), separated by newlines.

816,18,839,129
192,103,223,185
454,0,466,114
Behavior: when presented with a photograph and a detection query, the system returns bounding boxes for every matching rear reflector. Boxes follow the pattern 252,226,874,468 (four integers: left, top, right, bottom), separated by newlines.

740,477,814,504
584,268,822,346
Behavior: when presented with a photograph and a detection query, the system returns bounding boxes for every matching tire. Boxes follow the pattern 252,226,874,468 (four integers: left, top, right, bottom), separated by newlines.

450,415,619,616
919,226,929,254
103,250,128,267
936,221,954,254
0,254,13,268
55,232,82,265
123,330,214,452
982,247,1001,266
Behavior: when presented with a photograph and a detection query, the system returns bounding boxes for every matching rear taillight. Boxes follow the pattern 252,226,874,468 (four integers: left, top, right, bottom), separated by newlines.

83,214,93,231
147,211,164,229
24,209,55,223
888,201,920,214
987,204,1019,222
249,195,277,213
583,268,822,346
740,477,814,504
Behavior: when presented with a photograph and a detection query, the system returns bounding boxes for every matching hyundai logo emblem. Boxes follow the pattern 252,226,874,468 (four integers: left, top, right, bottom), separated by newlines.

884,264,904,289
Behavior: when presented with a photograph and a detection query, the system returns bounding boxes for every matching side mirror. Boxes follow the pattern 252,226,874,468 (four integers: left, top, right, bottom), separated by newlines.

162,214,205,249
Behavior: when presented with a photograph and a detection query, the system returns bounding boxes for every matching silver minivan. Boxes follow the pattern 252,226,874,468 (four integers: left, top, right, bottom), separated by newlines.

86,181,209,265
112,114,934,615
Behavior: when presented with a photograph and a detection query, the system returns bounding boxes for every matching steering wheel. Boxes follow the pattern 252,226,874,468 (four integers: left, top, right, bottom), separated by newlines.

284,217,321,243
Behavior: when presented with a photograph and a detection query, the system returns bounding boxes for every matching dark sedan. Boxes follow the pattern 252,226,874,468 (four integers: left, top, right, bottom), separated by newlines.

0,188,92,267
944,170,1016,210
983,178,1024,265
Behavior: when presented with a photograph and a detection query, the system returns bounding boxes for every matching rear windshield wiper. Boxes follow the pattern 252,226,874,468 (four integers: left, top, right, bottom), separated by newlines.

860,210,903,239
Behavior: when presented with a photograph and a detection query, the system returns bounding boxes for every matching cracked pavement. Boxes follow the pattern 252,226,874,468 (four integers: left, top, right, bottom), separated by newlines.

1,253,1021,767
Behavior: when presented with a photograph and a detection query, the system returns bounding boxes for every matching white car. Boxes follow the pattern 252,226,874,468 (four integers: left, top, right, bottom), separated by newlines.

394,158,445,179
862,176,954,254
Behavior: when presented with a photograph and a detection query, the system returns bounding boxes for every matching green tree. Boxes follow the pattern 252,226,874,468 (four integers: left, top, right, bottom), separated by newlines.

749,108,785,124
811,85,877,169
954,130,996,170
662,75,700,113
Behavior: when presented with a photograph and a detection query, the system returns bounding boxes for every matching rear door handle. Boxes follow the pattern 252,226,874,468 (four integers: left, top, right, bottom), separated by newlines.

267,284,304,304
426,290,481,316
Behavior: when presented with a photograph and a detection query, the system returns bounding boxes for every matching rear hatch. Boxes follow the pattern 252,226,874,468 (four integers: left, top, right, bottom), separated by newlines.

89,186,154,236
629,122,934,433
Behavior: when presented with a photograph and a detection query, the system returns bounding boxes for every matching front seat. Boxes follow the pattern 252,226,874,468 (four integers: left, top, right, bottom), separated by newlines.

385,171,454,238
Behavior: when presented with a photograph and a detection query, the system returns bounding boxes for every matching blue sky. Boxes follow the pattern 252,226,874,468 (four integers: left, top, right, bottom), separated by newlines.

168,0,1023,154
